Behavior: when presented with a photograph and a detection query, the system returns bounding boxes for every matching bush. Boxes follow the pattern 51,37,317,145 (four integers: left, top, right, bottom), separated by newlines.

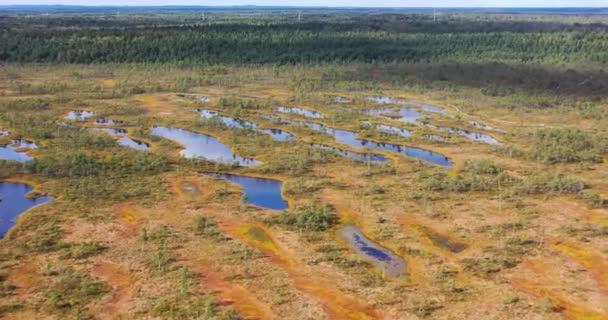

465,159,503,175
531,128,606,163
515,173,586,195
0,98,49,111
274,204,337,231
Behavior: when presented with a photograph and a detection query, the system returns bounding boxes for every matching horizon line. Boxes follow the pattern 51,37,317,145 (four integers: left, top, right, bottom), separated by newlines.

1,4,607,9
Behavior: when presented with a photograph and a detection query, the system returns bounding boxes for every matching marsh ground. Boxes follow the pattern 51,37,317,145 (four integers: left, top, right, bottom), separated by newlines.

0,63,607,320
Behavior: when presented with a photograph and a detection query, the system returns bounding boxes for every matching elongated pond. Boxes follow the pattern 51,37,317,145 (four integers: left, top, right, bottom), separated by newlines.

364,107,429,125
283,118,452,167
0,182,54,238
197,110,295,141
275,107,324,119
367,96,450,116
205,173,287,210
442,127,502,145
65,110,96,121
152,126,261,166
340,225,406,278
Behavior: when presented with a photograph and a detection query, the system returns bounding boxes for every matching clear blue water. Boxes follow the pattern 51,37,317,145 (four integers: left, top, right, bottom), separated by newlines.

0,130,8,136
151,126,261,166
364,107,429,125
275,107,324,119
118,137,150,150
65,110,96,121
285,118,452,167
197,110,295,141
339,224,406,277
205,173,287,210
0,182,54,238
308,143,388,163
0,140,37,162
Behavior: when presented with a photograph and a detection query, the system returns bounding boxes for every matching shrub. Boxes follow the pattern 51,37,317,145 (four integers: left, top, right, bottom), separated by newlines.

465,159,503,175
274,204,337,231
531,128,606,163
515,174,586,195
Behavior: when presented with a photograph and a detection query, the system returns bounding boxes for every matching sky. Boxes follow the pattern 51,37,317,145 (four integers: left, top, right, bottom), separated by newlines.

1,0,606,7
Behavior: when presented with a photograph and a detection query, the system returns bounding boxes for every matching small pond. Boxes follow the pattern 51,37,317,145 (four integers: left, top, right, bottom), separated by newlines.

334,96,351,104
90,127,127,136
0,182,54,238
0,140,37,162
205,173,287,210
340,224,406,278
441,127,502,145
65,110,96,121
364,107,429,125
367,96,450,116
95,118,132,126
151,126,261,166
275,107,324,119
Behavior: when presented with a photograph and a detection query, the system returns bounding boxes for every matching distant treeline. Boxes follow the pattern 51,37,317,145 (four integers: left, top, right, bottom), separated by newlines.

1,14,608,67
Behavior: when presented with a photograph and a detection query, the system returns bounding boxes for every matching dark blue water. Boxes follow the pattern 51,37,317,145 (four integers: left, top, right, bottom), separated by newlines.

0,182,54,238
197,110,295,141
205,173,288,210
151,126,261,166
284,118,452,167
275,107,324,119
308,143,388,163
65,110,96,121
118,137,150,150
339,225,406,277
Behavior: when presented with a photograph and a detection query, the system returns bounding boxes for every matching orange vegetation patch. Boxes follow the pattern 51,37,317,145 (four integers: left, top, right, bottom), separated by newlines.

550,240,608,293
509,259,608,320
93,262,136,319
115,203,142,237
184,261,274,320
220,220,382,320
102,79,116,86
8,258,43,297
554,199,608,227
398,216,468,255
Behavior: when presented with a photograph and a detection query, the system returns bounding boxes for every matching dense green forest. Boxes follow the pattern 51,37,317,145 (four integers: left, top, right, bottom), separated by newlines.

1,9,608,96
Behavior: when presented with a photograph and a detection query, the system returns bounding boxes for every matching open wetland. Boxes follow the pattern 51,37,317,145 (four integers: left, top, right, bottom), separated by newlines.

1,8,608,320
